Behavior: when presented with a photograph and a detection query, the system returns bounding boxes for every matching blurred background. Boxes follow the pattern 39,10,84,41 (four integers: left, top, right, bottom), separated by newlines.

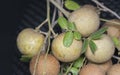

0,0,119,75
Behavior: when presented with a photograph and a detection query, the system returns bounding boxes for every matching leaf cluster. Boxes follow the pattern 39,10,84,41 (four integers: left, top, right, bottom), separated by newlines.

58,16,81,47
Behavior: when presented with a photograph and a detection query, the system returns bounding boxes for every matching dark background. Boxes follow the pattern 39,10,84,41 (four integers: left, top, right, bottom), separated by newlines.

0,0,31,75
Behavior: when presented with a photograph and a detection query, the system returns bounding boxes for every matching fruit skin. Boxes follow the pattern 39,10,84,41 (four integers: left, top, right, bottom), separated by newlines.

107,64,120,75
30,54,60,75
17,28,45,56
69,5,100,37
51,33,82,62
79,63,105,75
107,26,120,38
88,60,112,72
85,34,115,63
104,19,120,38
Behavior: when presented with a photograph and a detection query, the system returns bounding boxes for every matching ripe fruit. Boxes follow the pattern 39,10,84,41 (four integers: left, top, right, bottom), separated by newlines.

107,64,120,75
30,54,60,75
88,60,112,72
85,34,115,63
17,28,45,56
69,5,100,37
79,64,105,75
105,19,120,38
51,33,82,62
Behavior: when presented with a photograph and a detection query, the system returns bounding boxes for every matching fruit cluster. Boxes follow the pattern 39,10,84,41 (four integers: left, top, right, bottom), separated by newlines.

16,0,120,75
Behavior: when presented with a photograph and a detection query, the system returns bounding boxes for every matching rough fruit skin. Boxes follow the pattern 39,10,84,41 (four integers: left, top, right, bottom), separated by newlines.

51,33,82,62
85,34,115,63
69,5,100,37
30,54,60,75
88,60,112,72
107,64,120,75
17,28,45,56
79,64,105,75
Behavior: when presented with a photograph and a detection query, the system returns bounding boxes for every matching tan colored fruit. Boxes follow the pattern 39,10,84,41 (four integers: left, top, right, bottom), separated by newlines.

104,19,120,38
17,28,45,56
79,64,105,75
30,54,60,75
85,34,115,63
69,5,100,37
107,64,120,75
107,26,120,38
51,33,82,62
88,60,112,72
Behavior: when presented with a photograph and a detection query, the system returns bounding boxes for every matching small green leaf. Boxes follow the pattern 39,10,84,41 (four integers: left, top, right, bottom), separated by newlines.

73,55,85,68
68,22,76,31
57,16,68,29
81,39,89,54
73,31,81,40
89,40,97,54
112,37,120,51
70,67,79,75
65,0,80,10
20,55,32,62
63,31,74,47
89,27,108,40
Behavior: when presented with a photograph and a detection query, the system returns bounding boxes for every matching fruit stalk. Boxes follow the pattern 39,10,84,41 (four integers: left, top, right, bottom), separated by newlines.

100,18,120,26
32,0,53,75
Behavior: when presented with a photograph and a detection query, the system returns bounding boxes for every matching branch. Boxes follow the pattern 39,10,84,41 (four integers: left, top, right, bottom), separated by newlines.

113,55,120,61
92,0,120,19
49,0,70,18
35,19,48,30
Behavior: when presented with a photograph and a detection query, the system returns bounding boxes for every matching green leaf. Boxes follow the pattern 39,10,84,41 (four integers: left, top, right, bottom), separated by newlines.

73,55,85,68
89,27,108,40
81,39,89,54
73,31,81,40
112,37,120,51
20,55,32,62
57,16,68,29
68,22,76,31
63,31,74,47
89,40,97,54
65,0,80,10
70,67,79,75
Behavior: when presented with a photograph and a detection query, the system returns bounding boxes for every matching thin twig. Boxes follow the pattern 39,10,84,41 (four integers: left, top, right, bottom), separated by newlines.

113,55,120,61
32,36,48,75
52,7,57,25
52,20,57,28
49,0,70,18
39,31,48,36
64,63,74,75
56,0,63,16
35,19,48,30
92,0,120,19
100,18,120,26
42,0,52,75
